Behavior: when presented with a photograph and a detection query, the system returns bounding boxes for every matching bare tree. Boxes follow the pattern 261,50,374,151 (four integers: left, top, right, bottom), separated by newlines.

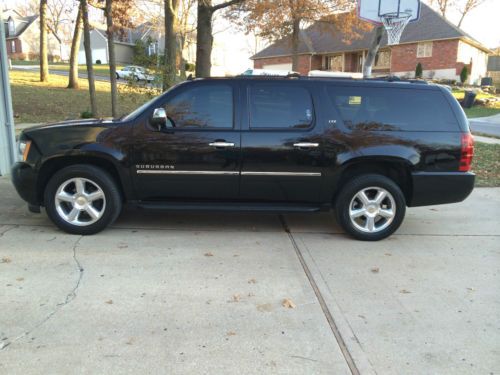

80,0,98,116
39,0,49,82
164,0,180,89
429,0,454,17
46,0,76,60
105,0,119,117
195,0,244,78
457,0,485,27
67,6,83,89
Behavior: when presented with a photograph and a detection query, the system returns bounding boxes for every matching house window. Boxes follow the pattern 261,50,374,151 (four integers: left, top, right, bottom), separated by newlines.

148,43,156,56
8,19,15,36
374,49,391,68
11,40,16,53
417,42,433,58
325,54,343,71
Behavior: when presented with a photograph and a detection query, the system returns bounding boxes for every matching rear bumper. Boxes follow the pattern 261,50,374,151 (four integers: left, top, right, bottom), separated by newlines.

409,172,475,207
11,162,39,206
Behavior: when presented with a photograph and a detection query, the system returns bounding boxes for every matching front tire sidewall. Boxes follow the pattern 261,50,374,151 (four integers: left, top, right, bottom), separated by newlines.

44,165,122,235
335,174,406,241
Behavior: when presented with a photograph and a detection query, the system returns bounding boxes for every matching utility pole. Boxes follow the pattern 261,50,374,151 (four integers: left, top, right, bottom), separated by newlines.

0,8,17,176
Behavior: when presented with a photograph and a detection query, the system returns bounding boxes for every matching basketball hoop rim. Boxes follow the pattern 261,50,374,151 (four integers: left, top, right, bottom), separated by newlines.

357,0,421,26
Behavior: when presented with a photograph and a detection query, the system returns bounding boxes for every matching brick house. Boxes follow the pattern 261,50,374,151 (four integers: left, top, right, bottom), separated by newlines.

251,3,491,84
2,9,62,60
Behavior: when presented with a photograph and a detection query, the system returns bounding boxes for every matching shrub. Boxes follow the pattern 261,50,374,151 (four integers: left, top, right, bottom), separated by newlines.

96,59,102,64
28,52,40,61
81,110,94,118
460,66,469,84
185,62,195,72
415,62,423,78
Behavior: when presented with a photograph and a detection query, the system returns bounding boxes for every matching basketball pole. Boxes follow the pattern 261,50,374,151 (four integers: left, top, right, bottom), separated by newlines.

363,25,384,78
0,7,17,176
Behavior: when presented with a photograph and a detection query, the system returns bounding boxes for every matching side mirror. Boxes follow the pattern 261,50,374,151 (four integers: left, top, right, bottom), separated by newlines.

151,107,167,130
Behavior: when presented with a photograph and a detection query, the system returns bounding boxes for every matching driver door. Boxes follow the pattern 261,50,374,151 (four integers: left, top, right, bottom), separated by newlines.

131,81,241,201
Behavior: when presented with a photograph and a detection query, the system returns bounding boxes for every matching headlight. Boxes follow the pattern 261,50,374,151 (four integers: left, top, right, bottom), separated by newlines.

18,140,32,162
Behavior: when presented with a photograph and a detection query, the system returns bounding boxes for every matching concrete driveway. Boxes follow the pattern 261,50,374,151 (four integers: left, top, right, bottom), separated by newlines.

0,176,499,374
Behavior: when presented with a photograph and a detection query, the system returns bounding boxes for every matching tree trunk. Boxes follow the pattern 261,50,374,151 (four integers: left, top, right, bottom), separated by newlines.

164,0,179,90
80,0,98,117
291,18,300,72
67,6,83,89
363,25,384,78
39,0,49,82
195,0,213,78
105,0,118,117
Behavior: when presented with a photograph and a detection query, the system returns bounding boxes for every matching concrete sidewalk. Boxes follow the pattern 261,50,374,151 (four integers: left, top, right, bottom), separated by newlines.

0,176,499,374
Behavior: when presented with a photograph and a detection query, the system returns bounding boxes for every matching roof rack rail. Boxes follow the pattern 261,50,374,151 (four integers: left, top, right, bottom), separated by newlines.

236,72,429,84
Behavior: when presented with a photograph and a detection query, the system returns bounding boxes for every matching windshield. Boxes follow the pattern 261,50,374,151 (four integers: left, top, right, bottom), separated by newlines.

121,95,160,121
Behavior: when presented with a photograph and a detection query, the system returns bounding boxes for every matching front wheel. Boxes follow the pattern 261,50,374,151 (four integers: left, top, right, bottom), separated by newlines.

335,174,406,241
44,165,122,235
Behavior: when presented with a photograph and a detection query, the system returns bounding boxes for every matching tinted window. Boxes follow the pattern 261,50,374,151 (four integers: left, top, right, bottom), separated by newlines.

166,84,233,128
249,84,313,129
326,86,458,131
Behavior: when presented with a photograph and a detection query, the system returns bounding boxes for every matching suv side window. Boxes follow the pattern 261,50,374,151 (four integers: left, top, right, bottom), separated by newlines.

326,86,458,131
165,84,233,129
249,83,313,129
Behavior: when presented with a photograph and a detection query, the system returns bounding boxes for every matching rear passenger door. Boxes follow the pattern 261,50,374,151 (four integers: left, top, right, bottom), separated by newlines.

240,81,325,203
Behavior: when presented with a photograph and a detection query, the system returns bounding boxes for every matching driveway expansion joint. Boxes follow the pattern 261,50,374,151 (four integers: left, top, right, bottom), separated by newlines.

279,215,360,375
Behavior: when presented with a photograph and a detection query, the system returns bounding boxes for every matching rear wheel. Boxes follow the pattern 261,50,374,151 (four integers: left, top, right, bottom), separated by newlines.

335,174,406,241
44,165,122,235
116,73,120,79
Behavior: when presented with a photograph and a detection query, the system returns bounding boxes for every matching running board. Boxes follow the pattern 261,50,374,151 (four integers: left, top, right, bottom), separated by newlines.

136,201,326,213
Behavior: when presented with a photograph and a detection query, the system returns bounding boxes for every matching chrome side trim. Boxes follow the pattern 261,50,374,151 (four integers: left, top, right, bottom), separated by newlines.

136,170,321,177
137,170,239,175
293,142,319,148
241,171,321,177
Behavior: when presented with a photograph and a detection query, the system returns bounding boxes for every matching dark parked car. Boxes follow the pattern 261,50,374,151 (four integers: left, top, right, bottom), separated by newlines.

11,76,475,240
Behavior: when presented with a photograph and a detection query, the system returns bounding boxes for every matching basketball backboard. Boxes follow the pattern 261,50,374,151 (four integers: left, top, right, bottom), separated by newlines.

358,0,420,25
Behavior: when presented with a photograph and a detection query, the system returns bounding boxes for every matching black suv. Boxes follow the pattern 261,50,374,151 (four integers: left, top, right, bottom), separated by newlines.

11,76,475,240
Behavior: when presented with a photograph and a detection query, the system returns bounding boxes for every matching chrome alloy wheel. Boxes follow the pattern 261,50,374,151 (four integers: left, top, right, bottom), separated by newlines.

54,178,106,226
349,187,396,233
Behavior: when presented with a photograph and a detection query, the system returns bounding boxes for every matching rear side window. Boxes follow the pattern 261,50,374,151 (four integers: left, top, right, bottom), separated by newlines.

249,84,313,129
326,86,458,131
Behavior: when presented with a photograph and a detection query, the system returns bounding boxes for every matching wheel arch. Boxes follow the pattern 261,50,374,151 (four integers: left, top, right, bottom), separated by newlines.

37,155,129,205
332,157,413,205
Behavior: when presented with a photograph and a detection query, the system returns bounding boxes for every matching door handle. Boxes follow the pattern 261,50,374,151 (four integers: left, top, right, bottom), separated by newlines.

209,142,235,148
293,142,319,148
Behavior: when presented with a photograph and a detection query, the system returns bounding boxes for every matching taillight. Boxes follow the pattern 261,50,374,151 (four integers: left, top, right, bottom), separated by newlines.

459,133,474,172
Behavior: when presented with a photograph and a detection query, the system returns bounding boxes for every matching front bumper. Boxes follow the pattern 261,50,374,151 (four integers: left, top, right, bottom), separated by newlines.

11,162,39,206
409,172,475,207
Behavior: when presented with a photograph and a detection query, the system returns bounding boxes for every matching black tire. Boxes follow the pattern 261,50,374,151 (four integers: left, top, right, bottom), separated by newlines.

44,165,122,235
116,73,120,79
335,174,406,241
134,75,140,82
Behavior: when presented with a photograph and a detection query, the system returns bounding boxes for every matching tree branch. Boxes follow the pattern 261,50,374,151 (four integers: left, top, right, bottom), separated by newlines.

210,0,244,13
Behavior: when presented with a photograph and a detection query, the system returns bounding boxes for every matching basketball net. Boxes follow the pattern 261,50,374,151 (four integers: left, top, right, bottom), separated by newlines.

381,11,412,45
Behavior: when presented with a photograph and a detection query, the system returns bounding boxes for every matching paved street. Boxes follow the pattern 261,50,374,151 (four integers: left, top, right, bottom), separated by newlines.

0,176,499,374
469,113,500,137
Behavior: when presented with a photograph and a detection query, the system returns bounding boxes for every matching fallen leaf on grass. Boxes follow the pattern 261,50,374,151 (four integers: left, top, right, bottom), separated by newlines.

371,267,380,273
16,277,24,282
248,278,257,284
231,294,241,302
204,252,214,257
105,299,113,304
282,298,296,309
227,331,236,336
399,289,411,294
1,257,11,264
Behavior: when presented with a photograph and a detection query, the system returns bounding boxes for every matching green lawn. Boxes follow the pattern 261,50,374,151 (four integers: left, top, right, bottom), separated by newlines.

453,88,500,118
473,142,500,187
464,106,500,118
10,70,156,123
